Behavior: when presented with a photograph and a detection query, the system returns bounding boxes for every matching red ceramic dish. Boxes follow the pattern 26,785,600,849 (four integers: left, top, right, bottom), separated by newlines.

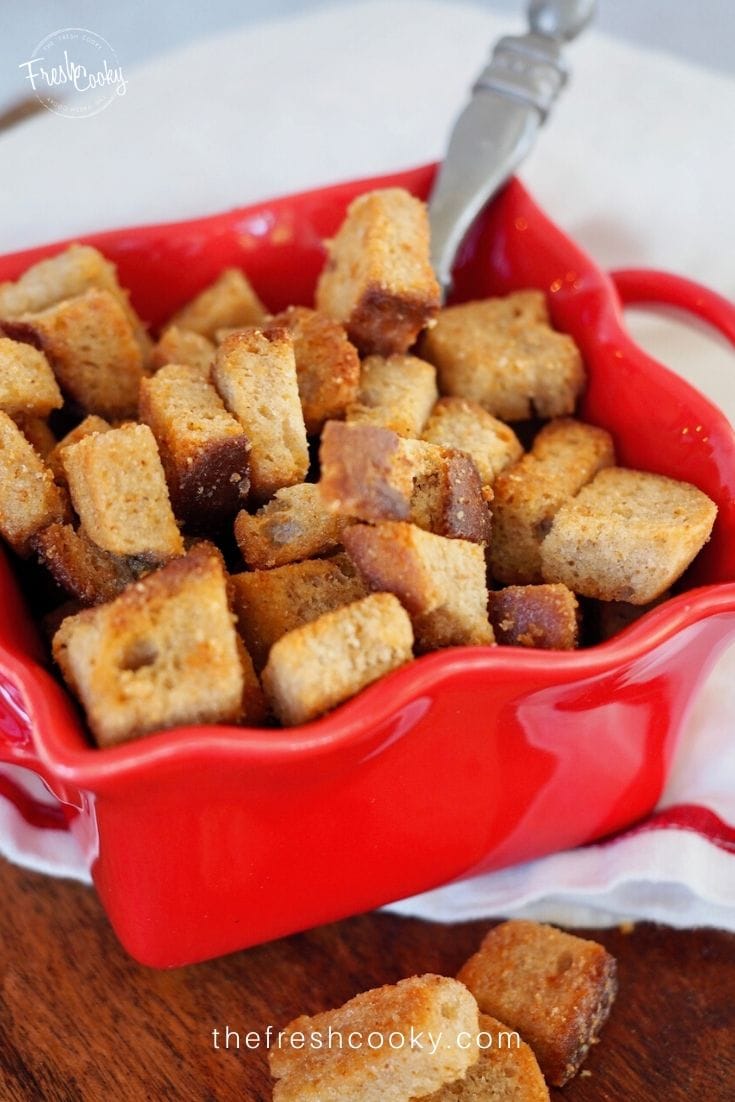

1,165,735,968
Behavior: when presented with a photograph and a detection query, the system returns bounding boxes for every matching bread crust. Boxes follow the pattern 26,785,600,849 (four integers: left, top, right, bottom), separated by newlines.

489,584,579,650
33,523,136,605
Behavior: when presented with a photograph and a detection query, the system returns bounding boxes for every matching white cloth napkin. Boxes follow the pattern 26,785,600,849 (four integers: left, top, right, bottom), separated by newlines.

1,0,734,929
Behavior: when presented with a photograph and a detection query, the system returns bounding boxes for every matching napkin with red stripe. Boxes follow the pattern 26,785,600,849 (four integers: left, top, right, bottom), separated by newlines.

1,1,734,929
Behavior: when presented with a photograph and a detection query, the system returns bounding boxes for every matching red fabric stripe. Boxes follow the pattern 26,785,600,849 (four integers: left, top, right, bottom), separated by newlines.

615,804,735,854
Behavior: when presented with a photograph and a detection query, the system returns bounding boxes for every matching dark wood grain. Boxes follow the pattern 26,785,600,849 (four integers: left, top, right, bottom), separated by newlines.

1,856,733,1101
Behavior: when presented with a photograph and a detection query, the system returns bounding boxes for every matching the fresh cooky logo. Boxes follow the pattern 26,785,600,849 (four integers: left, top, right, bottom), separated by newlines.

19,28,127,119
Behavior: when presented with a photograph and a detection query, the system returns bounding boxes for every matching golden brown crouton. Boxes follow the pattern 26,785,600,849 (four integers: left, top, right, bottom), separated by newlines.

268,306,360,434
319,422,491,544
344,522,494,651
47,415,112,483
490,419,614,585
170,268,266,339
150,325,216,375
212,327,309,501
347,354,438,438
421,397,523,486
0,411,68,555
3,289,145,419
0,243,152,364
0,337,62,418
489,584,579,649
421,293,584,421
458,921,617,1087
15,416,57,459
139,363,250,527
62,423,184,563
230,554,369,670
52,543,246,746
234,482,350,570
269,974,478,1102
541,467,717,604
315,188,441,356
423,1014,549,1102
33,522,136,605
262,592,413,726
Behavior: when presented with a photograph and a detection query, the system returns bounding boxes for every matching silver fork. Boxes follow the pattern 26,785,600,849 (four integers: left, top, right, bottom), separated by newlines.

428,0,597,297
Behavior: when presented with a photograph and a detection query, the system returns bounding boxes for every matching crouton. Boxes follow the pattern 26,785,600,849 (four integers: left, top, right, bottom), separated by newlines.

0,243,152,363
47,415,111,483
541,467,717,603
230,554,369,670
424,1014,549,1102
315,188,441,356
421,293,584,421
262,592,413,725
343,522,494,651
490,419,614,585
151,325,216,376
235,482,350,570
170,268,266,339
52,543,246,746
62,423,184,563
422,397,523,486
15,416,56,459
489,584,579,649
347,354,438,438
269,974,478,1102
33,522,136,605
0,411,68,556
458,921,617,1087
3,289,144,419
212,327,309,501
235,637,270,726
319,422,491,544
139,363,250,527
268,306,360,434
0,337,62,418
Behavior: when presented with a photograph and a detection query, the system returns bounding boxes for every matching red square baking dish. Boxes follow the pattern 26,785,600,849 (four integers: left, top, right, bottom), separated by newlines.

2,164,735,968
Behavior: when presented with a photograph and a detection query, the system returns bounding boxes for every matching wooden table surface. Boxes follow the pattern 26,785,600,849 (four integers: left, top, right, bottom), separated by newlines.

1,856,733,1101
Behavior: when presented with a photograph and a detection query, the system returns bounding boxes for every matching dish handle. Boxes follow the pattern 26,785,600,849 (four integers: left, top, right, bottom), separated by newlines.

610,269,735,345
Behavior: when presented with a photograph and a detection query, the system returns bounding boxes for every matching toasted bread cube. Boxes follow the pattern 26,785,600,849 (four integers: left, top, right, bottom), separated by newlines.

422,397,523,486
424,1014,549,1102
347,353,438,438
33,522,136,605
4,290,144,419
268,306,360,434
262,592,413,725
0,243,152,364
234,637,269,726
344,522,494,651
0,337,63,418
0,411,68,555
52,543,246,745
139,363,250,527
235,482,350,570
458,921,617,1087
315,188,441,356
62,423,184,563
15,416,57,459
541,467,717,604
151,325,216,375
47,415,111,483
269,974,478,1102
489,584,579,649
170,268,266,339
490,419,614,585
212,327,308,501
319,422,491,544
231,554,369,670
421,294,584,421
